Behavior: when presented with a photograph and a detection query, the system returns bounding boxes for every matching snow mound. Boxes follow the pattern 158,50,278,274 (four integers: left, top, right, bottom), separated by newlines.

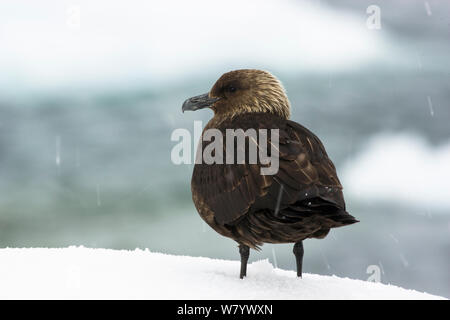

0,247,444,300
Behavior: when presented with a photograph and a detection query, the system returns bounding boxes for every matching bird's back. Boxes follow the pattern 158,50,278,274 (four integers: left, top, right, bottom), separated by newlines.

192,112,358,249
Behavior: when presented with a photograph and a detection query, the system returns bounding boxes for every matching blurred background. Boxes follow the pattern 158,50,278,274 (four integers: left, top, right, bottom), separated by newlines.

0,0,449,297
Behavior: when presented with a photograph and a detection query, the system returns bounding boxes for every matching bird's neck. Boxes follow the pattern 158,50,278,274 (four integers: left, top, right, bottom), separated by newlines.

211,107,290,126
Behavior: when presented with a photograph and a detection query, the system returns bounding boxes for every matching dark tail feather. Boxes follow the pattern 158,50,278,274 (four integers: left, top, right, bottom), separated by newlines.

329,210,359,226
281,197,359,227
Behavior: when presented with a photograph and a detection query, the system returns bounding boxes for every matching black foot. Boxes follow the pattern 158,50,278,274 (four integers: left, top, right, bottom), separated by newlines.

239,244,250,279
293,241,304,278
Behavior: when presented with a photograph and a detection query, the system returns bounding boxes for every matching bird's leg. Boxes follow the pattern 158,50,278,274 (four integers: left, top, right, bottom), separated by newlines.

238,244,250,279
293,241,304,278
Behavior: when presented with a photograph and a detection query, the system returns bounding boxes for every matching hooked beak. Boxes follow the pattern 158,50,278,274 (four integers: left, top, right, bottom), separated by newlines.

182,93,220,112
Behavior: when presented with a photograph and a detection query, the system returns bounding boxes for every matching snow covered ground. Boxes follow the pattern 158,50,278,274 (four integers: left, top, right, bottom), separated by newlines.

0,247,444,300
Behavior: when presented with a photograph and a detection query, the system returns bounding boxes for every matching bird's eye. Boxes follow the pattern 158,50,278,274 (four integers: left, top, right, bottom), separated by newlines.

228,86,236,93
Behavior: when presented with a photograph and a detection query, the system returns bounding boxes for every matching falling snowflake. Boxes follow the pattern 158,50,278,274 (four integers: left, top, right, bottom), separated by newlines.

424,1,432,16
427,96,434,117
55,135,61,167
271,247,278,269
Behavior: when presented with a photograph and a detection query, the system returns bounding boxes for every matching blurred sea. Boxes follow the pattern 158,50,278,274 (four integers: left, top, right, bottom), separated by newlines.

1,69,449,297
0,0,449,298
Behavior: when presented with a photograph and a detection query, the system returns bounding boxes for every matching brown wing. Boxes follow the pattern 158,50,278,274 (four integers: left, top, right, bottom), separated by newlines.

192,113,348,226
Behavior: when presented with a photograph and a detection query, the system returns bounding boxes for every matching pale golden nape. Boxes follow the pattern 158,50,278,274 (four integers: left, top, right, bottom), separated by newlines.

209,69,291,119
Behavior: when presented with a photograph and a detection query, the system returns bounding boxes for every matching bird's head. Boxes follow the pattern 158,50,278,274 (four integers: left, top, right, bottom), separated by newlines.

182,69,291,119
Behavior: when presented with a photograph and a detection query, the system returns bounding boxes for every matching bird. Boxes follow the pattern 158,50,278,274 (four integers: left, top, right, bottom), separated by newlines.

182,69,358,279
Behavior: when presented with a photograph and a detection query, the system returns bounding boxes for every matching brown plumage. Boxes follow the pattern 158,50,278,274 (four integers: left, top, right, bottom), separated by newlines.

182,69,358,278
